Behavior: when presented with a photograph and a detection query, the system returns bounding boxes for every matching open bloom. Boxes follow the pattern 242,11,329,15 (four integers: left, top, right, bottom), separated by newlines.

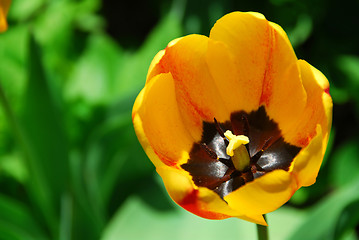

0,0,11,32
132,11,332,225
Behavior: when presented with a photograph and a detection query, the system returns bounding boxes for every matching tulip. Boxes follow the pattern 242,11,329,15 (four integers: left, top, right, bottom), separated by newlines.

132,11,332,225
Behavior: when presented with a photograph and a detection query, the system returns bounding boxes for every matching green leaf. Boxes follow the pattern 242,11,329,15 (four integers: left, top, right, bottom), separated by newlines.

334,199,359,240
0,194,47,240
8,0,45,22
330,140,359,187
135,175,175,212
68,151,104,240
114,13,182,98
288,179,359,240
33,0,99,88
0,25,29,111
65,34,124,105
288,14,313,48
0,26,29,187
80,110,153,212
337,56,359,88
267,206,308,240
100,196,256,240
18,33,70,235
336,55,359,107
100,175,307,240
0,151,28,183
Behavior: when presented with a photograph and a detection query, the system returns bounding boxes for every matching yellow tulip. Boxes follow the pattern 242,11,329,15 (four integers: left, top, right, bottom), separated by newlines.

132,11,332,225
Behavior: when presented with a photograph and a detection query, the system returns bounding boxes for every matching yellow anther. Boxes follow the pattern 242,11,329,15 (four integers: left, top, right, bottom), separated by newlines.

224,130,250,171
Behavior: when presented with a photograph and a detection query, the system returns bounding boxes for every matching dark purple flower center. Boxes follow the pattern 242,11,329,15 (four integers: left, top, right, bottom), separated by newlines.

181,106,301,198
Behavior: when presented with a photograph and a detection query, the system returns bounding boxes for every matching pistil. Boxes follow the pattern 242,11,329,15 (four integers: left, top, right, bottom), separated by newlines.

224,130,250,171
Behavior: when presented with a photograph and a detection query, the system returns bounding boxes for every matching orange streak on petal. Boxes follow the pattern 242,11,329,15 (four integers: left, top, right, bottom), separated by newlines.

260,23,307,140
154,35,230,140
283,60,332,147
209,12,270,113
178,189,230,220
324,87,330,95
157,167,230,220
296,136,311,148
259,42,274,106
154,150,180,168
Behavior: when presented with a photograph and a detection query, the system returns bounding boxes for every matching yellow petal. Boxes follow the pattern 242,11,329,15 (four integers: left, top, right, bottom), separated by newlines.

195,187,267,225
157,166,266,225
205,39,260,113
157,34,229,126
239,214,267,226
284,60,332,148
133,72,194,167
209,12,268,113
261,22,307,139
224,169,297,216
210,12,307,141
291,125,323,187
322,92,333,151
145,49,165,83
146,38,184,83
157,166,230,220
157,166,194,204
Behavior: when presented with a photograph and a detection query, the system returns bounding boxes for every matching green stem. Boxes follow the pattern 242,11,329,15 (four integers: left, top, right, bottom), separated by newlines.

256,215,269,240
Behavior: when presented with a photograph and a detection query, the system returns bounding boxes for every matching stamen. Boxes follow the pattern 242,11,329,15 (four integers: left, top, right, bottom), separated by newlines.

224,130,250,171
214,118,227,143
200,143,218,159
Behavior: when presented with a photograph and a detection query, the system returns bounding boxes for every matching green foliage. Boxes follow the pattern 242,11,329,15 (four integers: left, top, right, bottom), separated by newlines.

100,196,257,240
0,0,358,239
289,179,359,240
335,199,359,240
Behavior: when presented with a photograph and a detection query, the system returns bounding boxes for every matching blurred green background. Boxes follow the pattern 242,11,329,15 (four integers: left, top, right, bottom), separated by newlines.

0,0,359,239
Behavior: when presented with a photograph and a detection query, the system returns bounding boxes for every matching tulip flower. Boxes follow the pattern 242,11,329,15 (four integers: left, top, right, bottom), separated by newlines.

0,0,11,32
132,11,332,226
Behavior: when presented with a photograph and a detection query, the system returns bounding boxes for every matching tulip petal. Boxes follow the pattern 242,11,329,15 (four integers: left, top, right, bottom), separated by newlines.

261,22,307,138
209,12,267,113
205,39,259,114
146,49,165,83
145,38,184,83
157,166,230,219
210,12,307,141
196,187,267,225
156,166,194,205
133,72,194,167
224,169,297,216
157,34,230,128
291,125,323,187
157,166,267,224
284,60,332,147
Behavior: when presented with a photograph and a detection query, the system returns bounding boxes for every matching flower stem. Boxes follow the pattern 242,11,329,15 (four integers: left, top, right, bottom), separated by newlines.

256,215,268,240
